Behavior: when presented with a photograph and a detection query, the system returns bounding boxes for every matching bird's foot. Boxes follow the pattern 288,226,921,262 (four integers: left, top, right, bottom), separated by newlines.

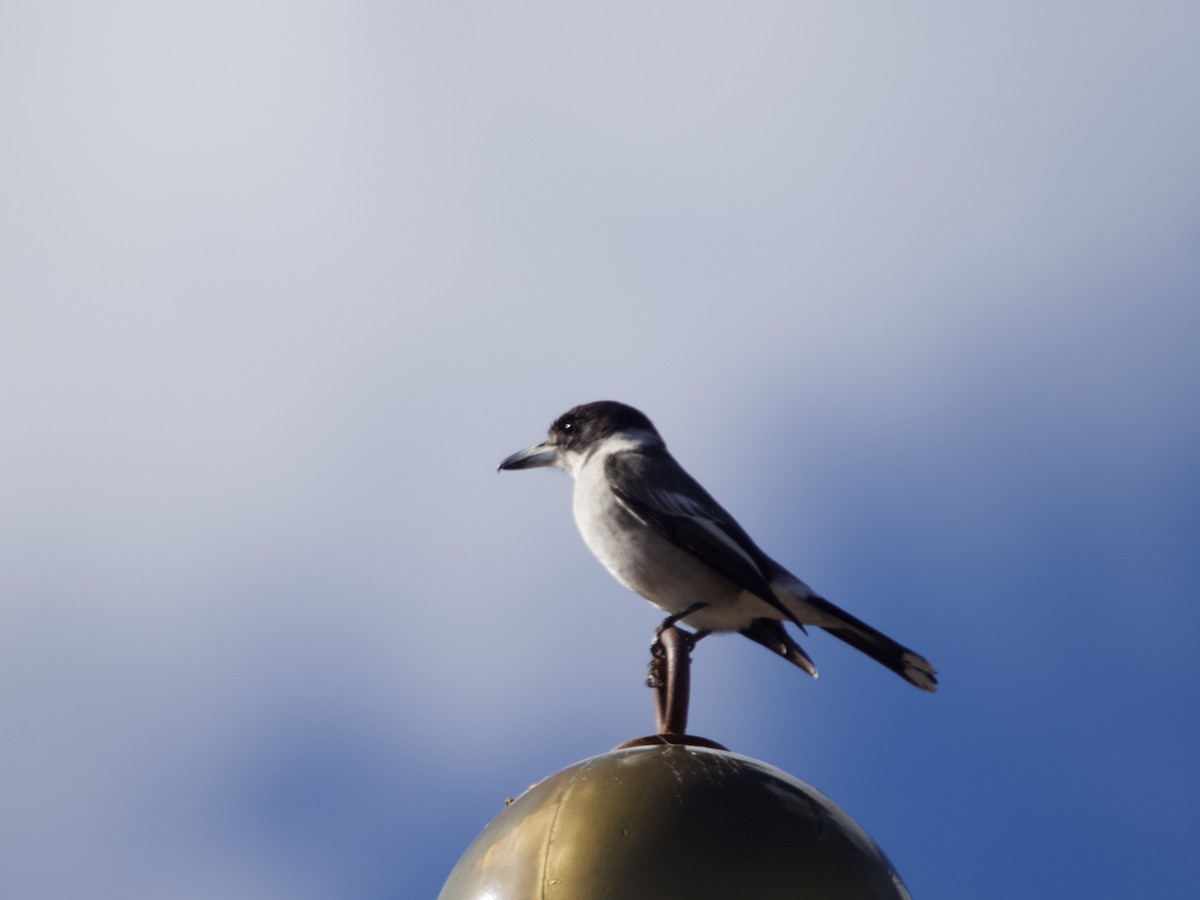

646,624,710,687
649,603,709,673
646,661,665,689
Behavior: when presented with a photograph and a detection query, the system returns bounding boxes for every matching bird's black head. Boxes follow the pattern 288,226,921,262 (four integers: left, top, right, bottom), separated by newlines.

548,401,660,452
498,401,661,472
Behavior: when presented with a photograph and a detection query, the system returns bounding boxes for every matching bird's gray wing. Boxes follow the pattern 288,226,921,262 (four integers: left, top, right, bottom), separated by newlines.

605,452,797,623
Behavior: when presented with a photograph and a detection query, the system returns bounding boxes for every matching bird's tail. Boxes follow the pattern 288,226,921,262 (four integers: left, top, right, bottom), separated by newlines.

802,595,938,692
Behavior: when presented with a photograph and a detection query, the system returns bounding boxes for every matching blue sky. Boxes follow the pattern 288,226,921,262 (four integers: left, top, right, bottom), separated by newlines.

2,3,1198,897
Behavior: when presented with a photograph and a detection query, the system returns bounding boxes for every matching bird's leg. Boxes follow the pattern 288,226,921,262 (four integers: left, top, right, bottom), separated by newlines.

655,602,708,641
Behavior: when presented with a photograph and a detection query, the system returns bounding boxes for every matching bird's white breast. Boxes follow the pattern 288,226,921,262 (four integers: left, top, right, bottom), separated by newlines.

569,447,768,630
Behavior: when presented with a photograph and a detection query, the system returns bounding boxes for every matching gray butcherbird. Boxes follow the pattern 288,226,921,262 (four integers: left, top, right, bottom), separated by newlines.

499,400,937,692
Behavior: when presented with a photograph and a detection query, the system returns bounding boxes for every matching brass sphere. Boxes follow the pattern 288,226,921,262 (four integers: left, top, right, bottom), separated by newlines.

440,741,911,899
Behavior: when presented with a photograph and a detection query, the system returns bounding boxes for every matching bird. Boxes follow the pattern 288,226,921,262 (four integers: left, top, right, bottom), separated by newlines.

498,400,937,692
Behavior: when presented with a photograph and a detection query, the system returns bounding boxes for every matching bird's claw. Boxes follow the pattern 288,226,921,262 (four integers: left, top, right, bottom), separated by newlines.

647,623,711,689
646,647,666,688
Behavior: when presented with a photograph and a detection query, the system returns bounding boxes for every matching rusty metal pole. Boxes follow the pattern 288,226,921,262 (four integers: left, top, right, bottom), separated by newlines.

651,626,692,736
620,626,725,751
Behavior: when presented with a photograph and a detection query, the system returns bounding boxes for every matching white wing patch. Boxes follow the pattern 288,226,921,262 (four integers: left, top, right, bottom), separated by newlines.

645,487,763,574
648,487,709,517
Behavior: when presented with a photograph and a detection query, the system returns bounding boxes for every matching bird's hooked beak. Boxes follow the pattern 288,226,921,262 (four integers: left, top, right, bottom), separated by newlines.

498,440,559,472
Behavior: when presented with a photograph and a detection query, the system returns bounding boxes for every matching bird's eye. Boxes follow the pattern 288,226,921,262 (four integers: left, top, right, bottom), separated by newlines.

552,412,582,441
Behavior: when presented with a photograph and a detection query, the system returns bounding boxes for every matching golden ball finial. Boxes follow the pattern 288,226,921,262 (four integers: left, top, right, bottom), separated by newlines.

440,741,910,900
